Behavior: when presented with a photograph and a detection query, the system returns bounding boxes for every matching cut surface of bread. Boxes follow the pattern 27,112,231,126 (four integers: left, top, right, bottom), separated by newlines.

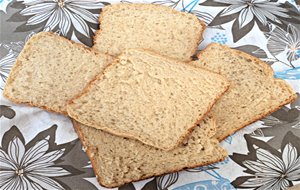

73,116,227,188
93,3,205,61
67,49,229,150
3,32,113,114
191,43,296,141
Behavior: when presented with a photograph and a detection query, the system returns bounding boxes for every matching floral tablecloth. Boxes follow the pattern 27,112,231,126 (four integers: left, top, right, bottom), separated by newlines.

0,0,300,190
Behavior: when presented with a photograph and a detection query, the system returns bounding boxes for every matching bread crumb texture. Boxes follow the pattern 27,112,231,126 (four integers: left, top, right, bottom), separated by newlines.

191,43,296,140
67,49,229,150
3,32,113,114
93,3,205,61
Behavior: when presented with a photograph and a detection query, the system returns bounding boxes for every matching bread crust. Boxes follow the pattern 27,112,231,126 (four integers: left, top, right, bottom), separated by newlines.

3,32,113,115
72,120,227,188
216,91,296,141
67,49,230,151
92,3,206,62
197,43,297,141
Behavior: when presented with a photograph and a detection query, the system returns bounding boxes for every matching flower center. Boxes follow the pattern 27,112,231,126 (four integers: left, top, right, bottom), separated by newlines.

290,46,298,51
246,1,254,7
57,0,65,7
280,173,286,179
15,168,24,176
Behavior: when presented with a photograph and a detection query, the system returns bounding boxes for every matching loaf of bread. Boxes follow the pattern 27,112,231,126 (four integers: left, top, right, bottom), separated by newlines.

3,32,113,114
93,3,205,61
72,115,227,188
67,49,229,150
191,43,296,140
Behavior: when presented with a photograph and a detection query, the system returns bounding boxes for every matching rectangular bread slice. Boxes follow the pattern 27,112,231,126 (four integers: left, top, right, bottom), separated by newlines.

67,49,229,150
3,32,113,114
72,115,227,188
93,3,206,62
191,43,296,141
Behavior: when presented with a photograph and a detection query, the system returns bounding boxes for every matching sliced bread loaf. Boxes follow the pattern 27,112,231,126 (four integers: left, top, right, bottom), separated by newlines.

191,43,296,141
72,115,227,188
93,3,205,61
3,32,113,114
67,49,229,150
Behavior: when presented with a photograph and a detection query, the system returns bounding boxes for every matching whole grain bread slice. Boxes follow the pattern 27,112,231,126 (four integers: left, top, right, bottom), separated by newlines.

72,115,227,188
67,49,229,150
190,43,296,141
3,32,113,114
93,3,206,62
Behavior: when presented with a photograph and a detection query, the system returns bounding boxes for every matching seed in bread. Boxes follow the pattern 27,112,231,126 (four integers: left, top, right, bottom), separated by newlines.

191,43,296,141
72,116,227,188
93,3,206,62
3,32,113,114
67,49,229,150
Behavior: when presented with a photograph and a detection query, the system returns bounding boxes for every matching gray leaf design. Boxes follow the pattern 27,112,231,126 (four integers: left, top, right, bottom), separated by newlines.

8,0,110,46
234,45,267,58
152,0,181,8
156,172,179,190
0,105,16,119
231,132,300,189
201,0,299,42
191,10,224,30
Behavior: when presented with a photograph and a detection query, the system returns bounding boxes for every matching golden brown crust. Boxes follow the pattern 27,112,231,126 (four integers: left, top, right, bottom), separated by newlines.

3,32,113,115
92,3,206,62
172,83,229,150
72,120,227,188
67,49,230,151
216,92,297,141
3,84,68,115
189,19,206,61
197,43,297,141
197,43,274,75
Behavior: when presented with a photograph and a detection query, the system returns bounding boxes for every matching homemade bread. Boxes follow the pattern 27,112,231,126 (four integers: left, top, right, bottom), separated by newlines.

67,49,229,150
191,43,296,140
73,116,227,188
3,32,113,114
93,3,206,61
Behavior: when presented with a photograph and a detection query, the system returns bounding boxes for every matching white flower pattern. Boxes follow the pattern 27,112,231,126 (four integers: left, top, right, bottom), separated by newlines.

217,0,290,28
200,0,299,42
0,50,16,90
1,0,300,189
267,24,300,64
0,136,70,190
17,0,106,44
0,32,34,90
241,143,300,189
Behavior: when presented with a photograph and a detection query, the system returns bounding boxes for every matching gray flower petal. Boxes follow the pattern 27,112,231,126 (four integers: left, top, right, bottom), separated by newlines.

21,139,49,167
67,5,98,24
8,137,25,167
44,9,61,30
59,8,72,36
27,10,54,25
238,7,254,28
220,4,246,16
68,11,90,37
67,0,106,9
27,174,65,190
20,2,56,16
30,166,70,177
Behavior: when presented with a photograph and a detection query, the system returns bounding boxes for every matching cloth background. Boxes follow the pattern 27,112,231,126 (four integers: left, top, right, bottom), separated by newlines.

0,0,299,189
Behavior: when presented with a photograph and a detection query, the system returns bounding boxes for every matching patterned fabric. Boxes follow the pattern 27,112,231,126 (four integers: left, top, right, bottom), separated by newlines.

0,0,299,189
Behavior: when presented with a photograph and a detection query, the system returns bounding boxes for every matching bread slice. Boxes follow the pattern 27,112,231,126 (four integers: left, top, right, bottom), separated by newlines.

67,49,229,150
3,32,113,114
93,3,205,62
72,115,227,188
191,43,297,141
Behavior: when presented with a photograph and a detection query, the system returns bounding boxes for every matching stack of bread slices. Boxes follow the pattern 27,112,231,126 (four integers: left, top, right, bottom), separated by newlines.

3,3,296,188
